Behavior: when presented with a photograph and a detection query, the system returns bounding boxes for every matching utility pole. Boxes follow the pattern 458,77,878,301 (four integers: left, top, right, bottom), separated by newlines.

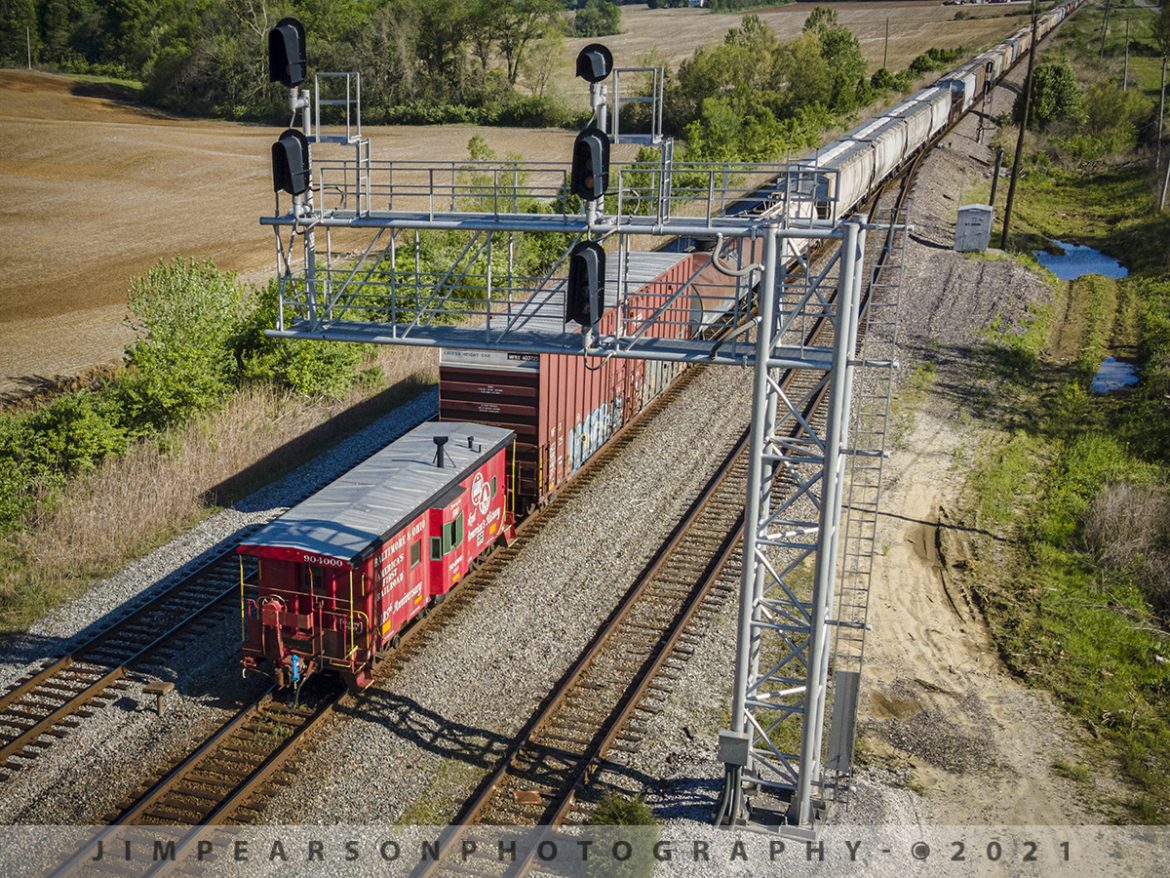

989,146,1005,207
26,26,31,69
883,17,890,70
1100,0,1112,58
1161,154,1169,211
1123,18,1131,92
1001,1,1039,249
1158,58,1167,171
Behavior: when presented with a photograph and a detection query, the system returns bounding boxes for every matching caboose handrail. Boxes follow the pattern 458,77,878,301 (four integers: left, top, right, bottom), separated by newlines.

238,557,247,643
510,440,517,520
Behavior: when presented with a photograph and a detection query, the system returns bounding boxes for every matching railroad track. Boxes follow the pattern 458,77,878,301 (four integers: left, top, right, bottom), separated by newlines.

408,384,818,878
48,679,340,878
40,367,708,878
408,154,917,878
407,425,752,878
0,404,446,785
0,545,262,782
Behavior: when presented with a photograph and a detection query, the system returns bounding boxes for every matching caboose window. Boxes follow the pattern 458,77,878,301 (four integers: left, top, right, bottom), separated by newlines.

430,536,442,560
410,540,421,568
454,513,464,548
301,565,323,593
490,476,497,498
442,521,454,554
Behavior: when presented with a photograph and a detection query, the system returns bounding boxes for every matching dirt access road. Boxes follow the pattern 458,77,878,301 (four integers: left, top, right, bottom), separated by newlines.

846,61,1133,824
0,71,574,397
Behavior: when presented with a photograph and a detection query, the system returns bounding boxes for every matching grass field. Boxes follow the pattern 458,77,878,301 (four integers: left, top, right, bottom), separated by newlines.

553,1,1036,104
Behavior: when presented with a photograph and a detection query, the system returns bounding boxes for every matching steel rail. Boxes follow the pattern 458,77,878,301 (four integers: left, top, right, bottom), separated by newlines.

0,550,259,774
410,149,921,878
39,358,710,878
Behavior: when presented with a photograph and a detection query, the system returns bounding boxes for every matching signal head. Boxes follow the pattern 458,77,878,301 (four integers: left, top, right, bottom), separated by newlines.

565,241,606,328
570,127,610,202
271,129,310,196
575,43,613,84
268,17,307,88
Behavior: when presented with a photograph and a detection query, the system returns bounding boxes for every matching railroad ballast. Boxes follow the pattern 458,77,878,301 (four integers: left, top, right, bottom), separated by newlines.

241,0,1083,694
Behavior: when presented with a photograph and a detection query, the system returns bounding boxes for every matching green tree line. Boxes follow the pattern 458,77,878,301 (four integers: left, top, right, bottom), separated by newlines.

661,9,929,161
1,0,588,125
3,1,977,161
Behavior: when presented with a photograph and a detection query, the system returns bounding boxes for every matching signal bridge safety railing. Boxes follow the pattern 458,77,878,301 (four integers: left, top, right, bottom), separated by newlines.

273,229,792,353
267,221,857,368
611,66,665,145
313,72,362,144
279,157,837,231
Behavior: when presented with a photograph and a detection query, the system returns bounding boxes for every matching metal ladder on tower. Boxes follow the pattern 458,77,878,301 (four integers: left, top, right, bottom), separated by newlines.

824,205,906,803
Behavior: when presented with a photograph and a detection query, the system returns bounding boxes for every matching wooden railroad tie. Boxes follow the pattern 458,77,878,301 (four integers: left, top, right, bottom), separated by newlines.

143,681,175,715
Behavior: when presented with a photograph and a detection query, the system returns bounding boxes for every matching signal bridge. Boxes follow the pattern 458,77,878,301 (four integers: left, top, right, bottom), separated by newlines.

263,19,903,837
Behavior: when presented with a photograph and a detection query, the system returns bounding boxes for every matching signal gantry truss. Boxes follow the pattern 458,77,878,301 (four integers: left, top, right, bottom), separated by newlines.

260,23,901,835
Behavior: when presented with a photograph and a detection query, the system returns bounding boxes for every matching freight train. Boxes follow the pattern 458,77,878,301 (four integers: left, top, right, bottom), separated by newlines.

794,0,1080,222
239,0,1082,692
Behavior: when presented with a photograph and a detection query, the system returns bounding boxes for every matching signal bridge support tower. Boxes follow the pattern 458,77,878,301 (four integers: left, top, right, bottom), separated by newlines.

260,21,902,835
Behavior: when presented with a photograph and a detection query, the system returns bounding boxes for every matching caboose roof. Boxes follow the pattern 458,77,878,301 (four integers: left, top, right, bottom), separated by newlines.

238,421,513,565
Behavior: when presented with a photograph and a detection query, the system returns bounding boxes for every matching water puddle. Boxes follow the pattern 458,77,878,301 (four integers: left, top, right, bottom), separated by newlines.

1091,357,1141,394
1034,239,1128,281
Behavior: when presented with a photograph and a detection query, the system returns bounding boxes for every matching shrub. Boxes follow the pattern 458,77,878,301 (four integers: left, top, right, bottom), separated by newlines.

870,67,897,91
908,46,967,76
574,0,620,38
22,391,131,475
120,258,245,431
1083,482,1170,616
1015,58,1083,130
586,795,658,878
1059,81,1150,168
0,389,132,532
234,283,375,400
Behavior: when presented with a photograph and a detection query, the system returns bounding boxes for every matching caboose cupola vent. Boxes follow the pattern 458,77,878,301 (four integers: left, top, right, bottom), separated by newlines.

432,435,450,468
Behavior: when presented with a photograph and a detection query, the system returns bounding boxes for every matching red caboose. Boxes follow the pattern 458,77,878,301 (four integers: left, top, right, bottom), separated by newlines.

238,421,516,691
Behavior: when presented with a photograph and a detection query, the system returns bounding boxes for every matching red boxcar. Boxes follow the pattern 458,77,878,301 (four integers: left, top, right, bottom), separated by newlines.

439,251,713,509
238,421,516,691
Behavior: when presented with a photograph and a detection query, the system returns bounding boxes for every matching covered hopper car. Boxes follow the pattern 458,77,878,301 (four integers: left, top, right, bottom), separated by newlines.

238,421,515,691
788,0,1082,223
243,0,1084,694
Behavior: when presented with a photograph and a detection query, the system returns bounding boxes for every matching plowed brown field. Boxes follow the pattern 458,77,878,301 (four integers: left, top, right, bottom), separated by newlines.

555,1,1032,103
0,71,574,395
0,2,1029,394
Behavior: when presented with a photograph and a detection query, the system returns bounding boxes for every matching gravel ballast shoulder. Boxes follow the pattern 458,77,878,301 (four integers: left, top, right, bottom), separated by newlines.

0,391,437,823
570,34,1086,849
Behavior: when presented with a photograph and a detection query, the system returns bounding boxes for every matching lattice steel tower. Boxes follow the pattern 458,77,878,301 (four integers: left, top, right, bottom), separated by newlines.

260,20,900,834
